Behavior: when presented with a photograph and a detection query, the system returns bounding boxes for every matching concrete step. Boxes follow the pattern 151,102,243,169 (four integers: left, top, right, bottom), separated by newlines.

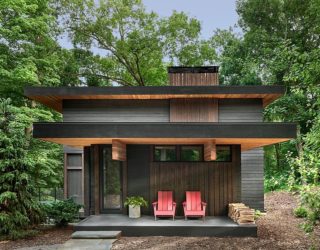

60,239,116,250
71,231,121,239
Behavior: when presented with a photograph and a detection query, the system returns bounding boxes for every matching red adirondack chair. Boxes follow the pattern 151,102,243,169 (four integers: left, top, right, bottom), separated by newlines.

152,191,176,221
183,191,207,220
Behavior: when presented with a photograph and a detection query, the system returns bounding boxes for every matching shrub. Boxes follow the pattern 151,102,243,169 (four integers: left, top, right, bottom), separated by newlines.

294,206,308,218
254,210,262,220
264,172,289,192
297,186,320,233
43,199,81,227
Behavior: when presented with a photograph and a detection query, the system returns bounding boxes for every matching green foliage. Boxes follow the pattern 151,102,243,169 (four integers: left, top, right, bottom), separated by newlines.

294,206,308,218
0,98,63,239
0,99,43,239
254,210,263,220
59,0,216,86
0,0,63,101
264,172,289,192
297,186,320,233
124,196,148,208
43,199,81,227
232,0,320,190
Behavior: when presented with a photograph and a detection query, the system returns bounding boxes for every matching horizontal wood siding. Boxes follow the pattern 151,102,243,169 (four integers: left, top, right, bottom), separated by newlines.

241,148,264,210
219,99,264,210
218,99,263,122
63,100,169,122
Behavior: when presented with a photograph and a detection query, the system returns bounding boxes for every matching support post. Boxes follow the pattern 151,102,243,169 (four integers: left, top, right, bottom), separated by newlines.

112,139,127,161
204,141,217,161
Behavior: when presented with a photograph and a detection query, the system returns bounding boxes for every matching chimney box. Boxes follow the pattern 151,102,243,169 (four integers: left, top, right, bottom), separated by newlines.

168,66,219,86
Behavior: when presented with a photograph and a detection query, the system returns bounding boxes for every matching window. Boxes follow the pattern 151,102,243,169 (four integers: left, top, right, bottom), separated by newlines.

67,154,82,167
181,146,202,161
154,146,177,161
216,146,232,162
153,145,232,162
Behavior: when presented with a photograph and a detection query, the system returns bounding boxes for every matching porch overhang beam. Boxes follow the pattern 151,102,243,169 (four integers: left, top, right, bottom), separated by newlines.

32,122,297,151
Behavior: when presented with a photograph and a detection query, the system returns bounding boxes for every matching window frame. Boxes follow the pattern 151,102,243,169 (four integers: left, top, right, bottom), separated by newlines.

153,145,178,162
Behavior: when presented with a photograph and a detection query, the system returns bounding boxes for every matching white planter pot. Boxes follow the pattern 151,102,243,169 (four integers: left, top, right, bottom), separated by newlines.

129,205,141,218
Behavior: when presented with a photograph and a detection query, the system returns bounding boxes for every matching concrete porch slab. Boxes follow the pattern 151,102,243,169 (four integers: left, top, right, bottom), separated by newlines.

74,214,257,237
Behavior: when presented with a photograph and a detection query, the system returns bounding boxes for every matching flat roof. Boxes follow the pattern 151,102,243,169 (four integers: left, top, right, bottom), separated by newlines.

24,85,285,112
168,66,219,73
33,122,296,151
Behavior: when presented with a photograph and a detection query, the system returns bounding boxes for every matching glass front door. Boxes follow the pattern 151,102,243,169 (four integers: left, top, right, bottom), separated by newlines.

101,146,122,212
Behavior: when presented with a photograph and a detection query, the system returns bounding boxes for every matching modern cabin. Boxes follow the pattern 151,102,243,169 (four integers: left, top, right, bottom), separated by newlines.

24,66,296,236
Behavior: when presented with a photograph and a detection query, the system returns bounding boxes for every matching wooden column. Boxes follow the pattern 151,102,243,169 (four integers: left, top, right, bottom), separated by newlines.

63,153,68,198
204,141,217,161
112,139,126,161
83,146,90,216
93,145,100,215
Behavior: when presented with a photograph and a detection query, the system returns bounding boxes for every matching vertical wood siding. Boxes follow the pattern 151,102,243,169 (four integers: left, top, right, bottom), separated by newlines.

219,99,264,211
170,99,218,122
149,145,241,216
169,73,219,86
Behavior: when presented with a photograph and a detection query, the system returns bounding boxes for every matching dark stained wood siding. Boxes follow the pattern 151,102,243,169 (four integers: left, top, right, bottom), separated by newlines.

169,73,219,86
126,145,151,215
170,99,218,122
84,144,241,216
149,145,241,216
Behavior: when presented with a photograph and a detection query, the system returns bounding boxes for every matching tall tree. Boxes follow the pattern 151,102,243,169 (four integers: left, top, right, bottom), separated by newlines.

0,99,42,239
0,0,63,102
60,0,216,86
236,0,320,184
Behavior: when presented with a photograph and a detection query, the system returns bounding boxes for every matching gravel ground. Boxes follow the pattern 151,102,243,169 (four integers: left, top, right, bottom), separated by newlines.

0,227,73,250
112,192,320,250
1,192,319,250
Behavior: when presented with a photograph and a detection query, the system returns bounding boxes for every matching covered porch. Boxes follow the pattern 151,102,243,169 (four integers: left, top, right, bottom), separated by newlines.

32,122,296,217
75,214,257,237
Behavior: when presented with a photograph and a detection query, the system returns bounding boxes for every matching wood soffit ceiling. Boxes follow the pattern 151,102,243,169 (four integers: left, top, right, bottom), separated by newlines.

24,86,285,112
39,137,291,152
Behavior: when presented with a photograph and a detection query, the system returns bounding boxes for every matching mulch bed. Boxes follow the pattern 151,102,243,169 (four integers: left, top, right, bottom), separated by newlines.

112,192,320,250
1,192,319,250
0,226,73,250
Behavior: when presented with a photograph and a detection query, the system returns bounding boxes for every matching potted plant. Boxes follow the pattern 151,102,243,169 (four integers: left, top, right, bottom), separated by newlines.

124,196,148,218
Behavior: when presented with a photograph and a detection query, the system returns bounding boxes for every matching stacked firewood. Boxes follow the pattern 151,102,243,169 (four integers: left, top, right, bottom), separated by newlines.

228,203,255,224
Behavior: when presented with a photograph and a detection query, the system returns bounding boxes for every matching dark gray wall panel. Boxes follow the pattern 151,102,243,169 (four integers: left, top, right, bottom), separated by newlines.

126,145,151,214
241,148,264,210
219,99,264,211
218,99,263,122
63,100,169,122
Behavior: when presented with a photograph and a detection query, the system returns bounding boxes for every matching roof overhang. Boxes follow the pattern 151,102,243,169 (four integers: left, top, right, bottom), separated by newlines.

33,122,296,151
24,85,285,112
